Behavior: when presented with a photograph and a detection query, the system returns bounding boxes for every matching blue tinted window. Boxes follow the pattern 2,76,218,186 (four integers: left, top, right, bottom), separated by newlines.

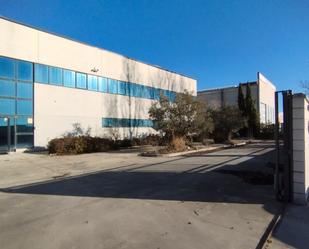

141,120,147,127
102,118,109,127
120,118,130,127
163,90,170,100
137,85,143,97
138,119,153,127
87,75,98,91
159,90,166,100
107,118,114,127
0,57,15,79
63,70,76,88
17,100,32,115
17,61,33,81
127,83,132,96
154,89,161,100
16,116,33,133
130,119,137,127
17,82,33,99
0,117,8,126
140,86,146,98
16,134,33,148
141,120,145,126
136,119,142,127
126,119,132,127
34,64,48,83
0,98,15,115
118,81,127,95
170,92,176,102
147,87,155,99
98,77,108,92
76,73,87,89
108,79,118,94
113,119,120,127
49,67,62,85
130,84,136,97
146,120,154,127
131,84,142,97
0,80,15,97
102,118,116,127
141,86,152,99
102,118,153,128
139,120,144,126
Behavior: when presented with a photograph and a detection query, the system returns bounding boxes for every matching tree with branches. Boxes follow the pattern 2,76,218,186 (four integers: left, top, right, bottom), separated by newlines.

245,83,259,137
237,84,246,116
149,91,213,141
300,81,309,96
211,106,246,143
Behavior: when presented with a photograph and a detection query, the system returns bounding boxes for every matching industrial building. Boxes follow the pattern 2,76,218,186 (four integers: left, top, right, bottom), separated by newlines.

197,72,276,124
0,17,196,151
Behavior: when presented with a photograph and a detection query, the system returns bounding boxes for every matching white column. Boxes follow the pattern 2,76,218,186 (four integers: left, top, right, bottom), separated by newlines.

292,93,309,204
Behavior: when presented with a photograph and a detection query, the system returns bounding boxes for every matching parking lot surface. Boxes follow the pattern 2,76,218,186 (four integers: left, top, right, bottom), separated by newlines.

0,143,280,249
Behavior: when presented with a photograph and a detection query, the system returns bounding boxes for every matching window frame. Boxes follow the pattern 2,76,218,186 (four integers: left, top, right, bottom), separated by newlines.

87,74,98,91
0,98,16,115
17,60,33,82
98,77,108,93
63,69,76,88
49,66,63,86
17,82,33,99
0,56,15,80
0,79,15,98
16,99,33,115
76,72,87,89
108,79,118,94
102,118,154,128
34,63,49,84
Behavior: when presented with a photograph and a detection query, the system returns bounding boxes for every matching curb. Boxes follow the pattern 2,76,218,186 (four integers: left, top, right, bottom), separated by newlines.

140,141,248,157
255,204,285,249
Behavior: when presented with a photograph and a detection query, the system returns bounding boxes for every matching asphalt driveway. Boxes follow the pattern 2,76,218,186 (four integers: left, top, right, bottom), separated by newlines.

0,143,280,249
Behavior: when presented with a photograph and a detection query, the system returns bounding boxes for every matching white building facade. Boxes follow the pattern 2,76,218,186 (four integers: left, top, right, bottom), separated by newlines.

0,17,196,151
197,72,276,124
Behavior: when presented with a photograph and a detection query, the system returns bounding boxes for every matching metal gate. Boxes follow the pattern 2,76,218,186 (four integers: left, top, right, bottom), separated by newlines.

274,90,293,202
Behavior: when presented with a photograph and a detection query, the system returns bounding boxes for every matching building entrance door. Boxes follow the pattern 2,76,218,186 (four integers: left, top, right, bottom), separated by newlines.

0,116,15,152
0,116,11,152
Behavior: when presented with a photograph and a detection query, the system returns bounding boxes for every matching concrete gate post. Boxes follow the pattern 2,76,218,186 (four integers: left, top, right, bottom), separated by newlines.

292,93,309,204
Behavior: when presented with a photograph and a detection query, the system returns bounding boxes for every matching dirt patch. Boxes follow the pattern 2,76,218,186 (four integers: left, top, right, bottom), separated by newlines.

216,169,274,185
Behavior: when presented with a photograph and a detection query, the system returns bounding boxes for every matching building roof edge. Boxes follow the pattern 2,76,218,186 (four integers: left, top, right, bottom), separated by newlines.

0,15,196,81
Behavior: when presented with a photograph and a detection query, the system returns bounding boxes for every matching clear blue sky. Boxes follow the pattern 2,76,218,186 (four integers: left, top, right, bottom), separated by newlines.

1,0,308,92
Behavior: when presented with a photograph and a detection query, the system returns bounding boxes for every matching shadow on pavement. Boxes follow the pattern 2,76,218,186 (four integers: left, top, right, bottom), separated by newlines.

0,144,281,218
271,204,309,249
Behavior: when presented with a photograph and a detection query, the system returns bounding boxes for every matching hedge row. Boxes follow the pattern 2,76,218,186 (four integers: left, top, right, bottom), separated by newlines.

47,135,164,155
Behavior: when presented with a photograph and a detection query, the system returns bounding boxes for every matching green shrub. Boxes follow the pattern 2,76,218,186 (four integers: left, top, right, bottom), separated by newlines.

159,136,188,153
48,136,115,155
169,136,187,152
256,124,275,139
149,91,213,141
211,106,246,143
48,137,87,155
88,137,115,152
47,134,168,155
116,139,133,148
131,134,166,146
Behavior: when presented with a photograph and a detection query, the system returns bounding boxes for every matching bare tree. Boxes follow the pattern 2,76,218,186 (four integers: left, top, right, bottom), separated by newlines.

63,123,91,137
300,80,309,96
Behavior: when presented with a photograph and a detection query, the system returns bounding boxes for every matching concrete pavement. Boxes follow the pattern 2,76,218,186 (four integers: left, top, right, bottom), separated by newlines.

268,204,309,249
0,143,281,249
